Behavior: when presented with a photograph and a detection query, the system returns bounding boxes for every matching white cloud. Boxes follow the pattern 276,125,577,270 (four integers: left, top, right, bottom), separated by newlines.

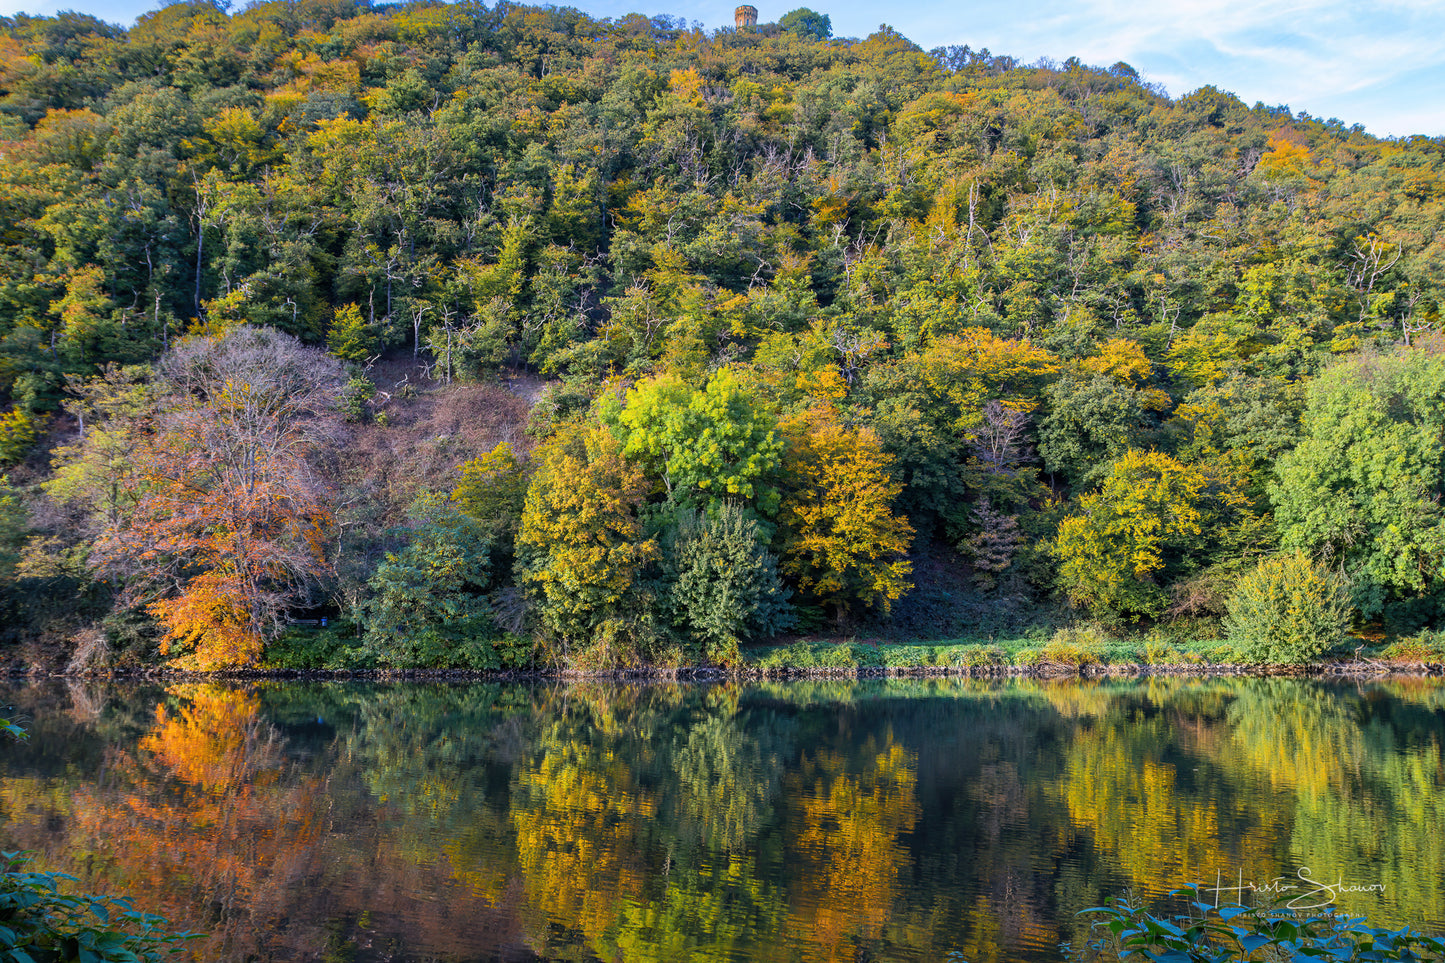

889,0,1445,135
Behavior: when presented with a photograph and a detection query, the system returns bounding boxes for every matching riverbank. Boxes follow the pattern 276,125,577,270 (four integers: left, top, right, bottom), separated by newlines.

8,620,1445,680
4,650,1443,681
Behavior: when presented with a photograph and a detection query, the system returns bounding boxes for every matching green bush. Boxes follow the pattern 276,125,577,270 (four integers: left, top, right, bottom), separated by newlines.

1141,640,1191,665
340,375,376,423
262,621,375,671
363,496,503,669
880,645,932,668
1381,629,1445,663
1224,552,1353,664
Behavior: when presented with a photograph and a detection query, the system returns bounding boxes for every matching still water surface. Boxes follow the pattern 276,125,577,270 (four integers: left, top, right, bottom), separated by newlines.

0,677,1442,962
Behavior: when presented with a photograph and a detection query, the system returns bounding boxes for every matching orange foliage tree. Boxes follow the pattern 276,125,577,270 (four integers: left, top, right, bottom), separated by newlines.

96,326,345,668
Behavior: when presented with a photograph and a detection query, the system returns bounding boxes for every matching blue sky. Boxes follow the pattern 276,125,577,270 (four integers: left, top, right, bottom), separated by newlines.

3,0,1442,138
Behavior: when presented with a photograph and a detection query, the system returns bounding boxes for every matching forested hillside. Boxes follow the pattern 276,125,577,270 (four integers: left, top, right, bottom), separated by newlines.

2,0,1444,670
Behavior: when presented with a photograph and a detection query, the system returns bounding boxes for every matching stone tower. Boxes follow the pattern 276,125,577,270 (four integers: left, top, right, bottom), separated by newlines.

735,5,757,28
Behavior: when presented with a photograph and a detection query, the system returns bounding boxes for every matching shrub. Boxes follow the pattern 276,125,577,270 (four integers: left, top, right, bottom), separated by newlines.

883,645,933,667
950,644,1007,668
340,375,376,423
363,496,502,669
1019,626,1123,668
262,621,375,671
0,852,196,962
1380,629,1445,663
1142,640,1188,665
1224,552,1353,664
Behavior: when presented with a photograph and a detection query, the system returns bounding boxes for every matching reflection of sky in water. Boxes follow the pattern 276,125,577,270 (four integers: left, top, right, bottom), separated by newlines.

0,677,1441,962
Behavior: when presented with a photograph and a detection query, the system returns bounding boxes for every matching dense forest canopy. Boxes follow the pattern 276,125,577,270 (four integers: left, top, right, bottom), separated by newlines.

2,0,1444,669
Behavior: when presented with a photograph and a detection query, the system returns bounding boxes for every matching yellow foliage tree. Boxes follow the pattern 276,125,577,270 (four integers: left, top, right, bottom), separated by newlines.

1080,337,1152,385
778,408,913,618
1053,450,1212,620
453,440,529,532
518,425,658,659
1254,134,1315,181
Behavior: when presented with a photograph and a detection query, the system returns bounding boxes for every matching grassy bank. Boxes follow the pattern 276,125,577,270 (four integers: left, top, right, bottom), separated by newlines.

745,627,1445,675
202,620,1445,678
8,616,1445,679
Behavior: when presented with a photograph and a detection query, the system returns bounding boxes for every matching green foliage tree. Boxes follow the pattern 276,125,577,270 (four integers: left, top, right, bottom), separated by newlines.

0,476,25,590
663,503,794,664
1039,374,1158,492
1166,373,1303,501
778,8,831,41
606,368,784,516
1271,348,1445,620
364,495,503,669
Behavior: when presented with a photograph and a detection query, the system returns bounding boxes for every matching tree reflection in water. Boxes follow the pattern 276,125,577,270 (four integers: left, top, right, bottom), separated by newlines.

0,677,1441,962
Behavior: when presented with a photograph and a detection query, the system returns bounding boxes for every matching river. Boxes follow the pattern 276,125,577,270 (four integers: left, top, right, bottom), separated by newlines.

1,677,1442,961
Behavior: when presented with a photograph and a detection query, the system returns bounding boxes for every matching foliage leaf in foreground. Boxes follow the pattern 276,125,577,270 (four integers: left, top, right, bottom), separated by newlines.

0,853,194,963
1064,887,1445,962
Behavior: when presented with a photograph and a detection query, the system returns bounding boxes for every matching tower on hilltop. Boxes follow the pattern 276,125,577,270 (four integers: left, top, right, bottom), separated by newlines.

735,5,757,28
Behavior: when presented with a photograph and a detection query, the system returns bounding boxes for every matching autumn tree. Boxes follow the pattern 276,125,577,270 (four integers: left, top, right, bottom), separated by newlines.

1052,450,1216,621
777,408,913,620
452,441,529,536
517,424,659,663
92,326,345,668
326,303,381,363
